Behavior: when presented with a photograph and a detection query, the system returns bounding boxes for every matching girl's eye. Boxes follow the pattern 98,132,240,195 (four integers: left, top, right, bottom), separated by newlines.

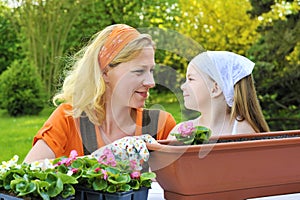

150,68,154,73
188,77,194,81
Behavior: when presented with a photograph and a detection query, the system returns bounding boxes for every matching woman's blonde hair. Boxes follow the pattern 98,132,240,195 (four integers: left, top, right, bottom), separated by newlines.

230,75,270,132
53,24,155,125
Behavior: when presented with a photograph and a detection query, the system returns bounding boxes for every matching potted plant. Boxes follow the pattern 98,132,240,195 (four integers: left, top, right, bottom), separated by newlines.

170,121,211,145
147,122,300,200
0,148,155,200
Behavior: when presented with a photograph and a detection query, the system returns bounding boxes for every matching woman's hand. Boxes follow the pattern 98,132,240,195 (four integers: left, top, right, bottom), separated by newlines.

91,134,157,170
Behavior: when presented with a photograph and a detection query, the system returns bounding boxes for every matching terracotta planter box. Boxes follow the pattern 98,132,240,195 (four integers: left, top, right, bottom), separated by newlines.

147,130,300,200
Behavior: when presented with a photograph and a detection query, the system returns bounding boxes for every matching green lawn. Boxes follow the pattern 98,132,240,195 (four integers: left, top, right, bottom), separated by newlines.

0,92,198,162
0,107,55,162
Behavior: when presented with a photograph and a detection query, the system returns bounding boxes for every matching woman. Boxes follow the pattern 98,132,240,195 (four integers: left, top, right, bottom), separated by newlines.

24,24,176,163
171,51,269,136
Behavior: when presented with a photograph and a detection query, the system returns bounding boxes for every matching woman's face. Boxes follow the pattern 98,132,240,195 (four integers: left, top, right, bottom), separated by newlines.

105,47,155,109
181,63,212,111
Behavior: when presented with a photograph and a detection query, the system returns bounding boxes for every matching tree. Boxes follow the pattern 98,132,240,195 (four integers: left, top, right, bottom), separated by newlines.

9,0,183,97
0,60,45,116
9,0,87,97
248,0,300,130
0,2,22,74
178,0,260,55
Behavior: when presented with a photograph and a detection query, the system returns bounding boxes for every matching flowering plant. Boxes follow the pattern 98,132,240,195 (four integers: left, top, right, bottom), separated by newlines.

0,148,156,200
171,121,212,145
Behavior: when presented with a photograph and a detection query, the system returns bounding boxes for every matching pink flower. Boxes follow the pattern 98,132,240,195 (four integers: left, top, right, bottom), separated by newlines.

97,148,117,167
54,150,78,167
129,160,137,170
130,171,140,179
71,168,78,174
54,158,69,167
65,150,78,166
106,154,117,167
95,167,101,173
94,168,107,179
101,169,108,180
178,122,195,137
70,150,78,159
67,168,79,176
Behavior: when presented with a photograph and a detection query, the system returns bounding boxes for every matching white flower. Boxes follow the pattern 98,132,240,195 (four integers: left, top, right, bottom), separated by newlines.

43,159,55,169
67,170,74,176
30,161,43,171
0,162,10,172
0,155,19,172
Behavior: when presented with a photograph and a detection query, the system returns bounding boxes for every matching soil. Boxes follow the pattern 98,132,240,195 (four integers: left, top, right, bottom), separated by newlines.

213,134,300,143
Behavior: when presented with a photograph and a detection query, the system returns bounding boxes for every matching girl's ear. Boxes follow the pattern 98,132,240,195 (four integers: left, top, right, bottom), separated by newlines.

211,82,222,98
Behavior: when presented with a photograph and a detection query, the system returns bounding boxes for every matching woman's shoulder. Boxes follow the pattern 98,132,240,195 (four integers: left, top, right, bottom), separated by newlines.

138,108,173,118
48,103,73,120
57,103,73,110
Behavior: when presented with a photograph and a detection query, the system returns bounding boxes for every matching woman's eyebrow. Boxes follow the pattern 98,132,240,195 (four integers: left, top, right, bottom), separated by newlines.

136,64,155,68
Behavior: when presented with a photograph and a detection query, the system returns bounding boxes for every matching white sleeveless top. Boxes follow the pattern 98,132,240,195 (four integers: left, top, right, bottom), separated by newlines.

231,120,238,135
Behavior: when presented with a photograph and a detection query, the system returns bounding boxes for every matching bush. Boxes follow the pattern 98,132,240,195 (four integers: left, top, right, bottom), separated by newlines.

0,60,45,116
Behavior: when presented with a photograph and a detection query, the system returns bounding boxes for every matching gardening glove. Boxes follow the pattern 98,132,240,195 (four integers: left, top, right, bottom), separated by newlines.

91,134,157,170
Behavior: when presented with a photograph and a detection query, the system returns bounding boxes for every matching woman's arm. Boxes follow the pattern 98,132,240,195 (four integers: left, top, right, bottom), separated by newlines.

23,139,55,163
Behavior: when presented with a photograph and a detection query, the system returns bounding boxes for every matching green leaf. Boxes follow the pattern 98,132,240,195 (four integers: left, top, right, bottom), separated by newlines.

106,166,121,175
140,172,156,181
61,184,75,198
11,177,40,197
28,170,47,180
92,178,107,191
140,179,152,188
193,126,211,144
107,174,130,185
56,172,78,184
119,184,131,192
31,180,51,199
107,185,116,193
3,172,14,190
71,159,84,169
129,179,140,190
46,173,64,197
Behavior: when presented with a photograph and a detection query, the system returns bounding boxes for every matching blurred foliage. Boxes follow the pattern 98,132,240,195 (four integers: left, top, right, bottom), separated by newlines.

0,2,23,74
178,0,260,55
248,0,300,130
0,60,45,116
0,0,299,130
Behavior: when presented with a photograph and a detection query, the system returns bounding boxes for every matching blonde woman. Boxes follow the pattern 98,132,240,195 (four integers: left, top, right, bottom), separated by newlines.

24,24,176,163
170,51,269,136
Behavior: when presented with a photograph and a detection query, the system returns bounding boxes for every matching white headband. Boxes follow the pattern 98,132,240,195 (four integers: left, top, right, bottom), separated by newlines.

191,51,254,107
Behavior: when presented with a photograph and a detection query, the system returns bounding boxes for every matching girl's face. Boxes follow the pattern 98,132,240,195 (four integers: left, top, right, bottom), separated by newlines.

181,63,212,111
105,47,155,109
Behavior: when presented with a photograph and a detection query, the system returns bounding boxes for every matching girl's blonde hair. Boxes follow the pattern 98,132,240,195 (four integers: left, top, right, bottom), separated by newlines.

53,24,155,125
230,75,270,132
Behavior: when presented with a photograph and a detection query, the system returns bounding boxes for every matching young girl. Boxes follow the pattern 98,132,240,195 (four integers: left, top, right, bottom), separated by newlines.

171,51,269,136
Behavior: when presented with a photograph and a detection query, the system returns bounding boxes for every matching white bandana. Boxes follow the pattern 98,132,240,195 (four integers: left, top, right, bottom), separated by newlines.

191,51,254,107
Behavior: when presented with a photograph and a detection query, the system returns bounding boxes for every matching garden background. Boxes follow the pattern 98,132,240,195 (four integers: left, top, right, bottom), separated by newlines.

0,0,299,162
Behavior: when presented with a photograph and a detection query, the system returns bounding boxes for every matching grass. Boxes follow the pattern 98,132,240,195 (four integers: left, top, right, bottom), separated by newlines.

0,107,55,162
0,92,199,162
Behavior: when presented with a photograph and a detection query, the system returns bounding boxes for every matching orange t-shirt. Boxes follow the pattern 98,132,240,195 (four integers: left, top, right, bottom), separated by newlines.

33,103,176,158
